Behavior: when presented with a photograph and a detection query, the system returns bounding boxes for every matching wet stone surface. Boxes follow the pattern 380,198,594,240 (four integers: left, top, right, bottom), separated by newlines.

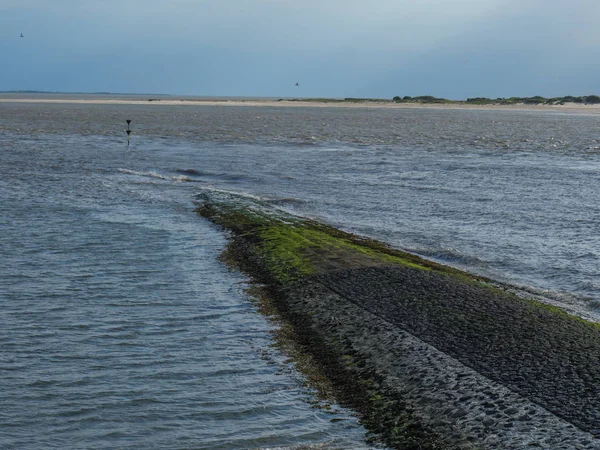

315,266,600,437
284,279,600,449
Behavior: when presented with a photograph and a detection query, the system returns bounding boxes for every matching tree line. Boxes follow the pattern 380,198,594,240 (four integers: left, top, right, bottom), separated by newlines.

392,95,600,105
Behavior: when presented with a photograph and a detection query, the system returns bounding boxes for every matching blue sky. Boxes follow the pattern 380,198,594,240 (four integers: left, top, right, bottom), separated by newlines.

1,0,599,99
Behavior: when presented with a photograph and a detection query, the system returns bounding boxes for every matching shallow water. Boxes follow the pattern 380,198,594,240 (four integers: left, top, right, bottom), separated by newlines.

1,99,600,447
0,116,375,449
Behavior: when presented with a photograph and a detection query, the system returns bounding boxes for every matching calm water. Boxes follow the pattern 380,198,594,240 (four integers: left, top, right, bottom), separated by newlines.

2,100,600,448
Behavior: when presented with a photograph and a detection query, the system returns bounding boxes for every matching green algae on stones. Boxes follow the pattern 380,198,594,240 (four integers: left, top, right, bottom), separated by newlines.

195,191,481,287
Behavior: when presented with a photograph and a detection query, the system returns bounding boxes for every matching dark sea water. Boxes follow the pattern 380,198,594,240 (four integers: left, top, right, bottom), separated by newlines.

1,99,600,448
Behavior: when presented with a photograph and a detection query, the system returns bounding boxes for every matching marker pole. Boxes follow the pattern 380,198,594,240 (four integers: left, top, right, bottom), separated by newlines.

126,120,132,146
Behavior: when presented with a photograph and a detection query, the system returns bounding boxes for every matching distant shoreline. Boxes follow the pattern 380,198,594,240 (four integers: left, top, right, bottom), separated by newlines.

2,96,600,113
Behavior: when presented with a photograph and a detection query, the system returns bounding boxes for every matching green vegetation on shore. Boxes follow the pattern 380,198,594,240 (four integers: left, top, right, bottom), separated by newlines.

195,193,480,286
283,97,392,104
281,94,600,105
392,95,455,104
463,94,600,105
395,94,600,105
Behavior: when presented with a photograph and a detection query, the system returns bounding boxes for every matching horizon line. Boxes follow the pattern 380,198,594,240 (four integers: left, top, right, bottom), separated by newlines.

2,90,600,102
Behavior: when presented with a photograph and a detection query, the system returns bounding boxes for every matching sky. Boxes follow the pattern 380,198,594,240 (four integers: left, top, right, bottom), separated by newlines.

1,0,600,99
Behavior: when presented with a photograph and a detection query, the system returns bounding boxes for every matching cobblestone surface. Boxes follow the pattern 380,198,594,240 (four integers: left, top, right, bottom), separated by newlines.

310,266,600,439
286,275,600,449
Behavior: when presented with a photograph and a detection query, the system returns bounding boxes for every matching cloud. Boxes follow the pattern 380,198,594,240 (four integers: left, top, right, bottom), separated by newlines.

3,0,600,96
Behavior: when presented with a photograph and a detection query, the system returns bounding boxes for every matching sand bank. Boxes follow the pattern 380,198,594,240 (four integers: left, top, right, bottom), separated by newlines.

196,190,600,449
2,96,600,114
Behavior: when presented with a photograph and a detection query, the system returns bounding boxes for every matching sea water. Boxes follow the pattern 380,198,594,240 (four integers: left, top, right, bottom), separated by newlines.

1,99,599,448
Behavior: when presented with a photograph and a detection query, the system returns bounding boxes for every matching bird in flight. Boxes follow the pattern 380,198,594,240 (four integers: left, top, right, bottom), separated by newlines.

20,33,24,38
295,82,300,87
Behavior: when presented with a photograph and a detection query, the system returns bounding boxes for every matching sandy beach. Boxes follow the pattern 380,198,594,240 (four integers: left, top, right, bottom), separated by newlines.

2,96,600,114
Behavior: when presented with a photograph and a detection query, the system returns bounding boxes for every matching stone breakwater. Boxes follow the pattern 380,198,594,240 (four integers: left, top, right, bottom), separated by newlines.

195,191,600,449
285,281,597,449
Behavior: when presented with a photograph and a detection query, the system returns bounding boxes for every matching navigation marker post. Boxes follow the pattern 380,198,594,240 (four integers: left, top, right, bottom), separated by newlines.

126,120,132,146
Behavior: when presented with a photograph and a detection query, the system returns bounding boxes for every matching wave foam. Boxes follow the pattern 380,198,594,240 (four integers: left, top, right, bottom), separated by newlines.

118,168,169,180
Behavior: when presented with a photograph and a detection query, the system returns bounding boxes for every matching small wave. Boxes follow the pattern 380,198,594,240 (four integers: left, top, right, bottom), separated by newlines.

414,247,488,267
196,186,264,202
578,280,600,291
367,159,395,167
198,188,308,208
587,299,600,310
573,251,599,261
119,168,200,183
251,445,334,450
177,168,257,183
126,398,164,406
172,175,194,182
290,136,319,145
507,284,600,323
175,168,211,176
217,172,256,182
263,197,308,206
118,168,169,180
396,171,428,181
